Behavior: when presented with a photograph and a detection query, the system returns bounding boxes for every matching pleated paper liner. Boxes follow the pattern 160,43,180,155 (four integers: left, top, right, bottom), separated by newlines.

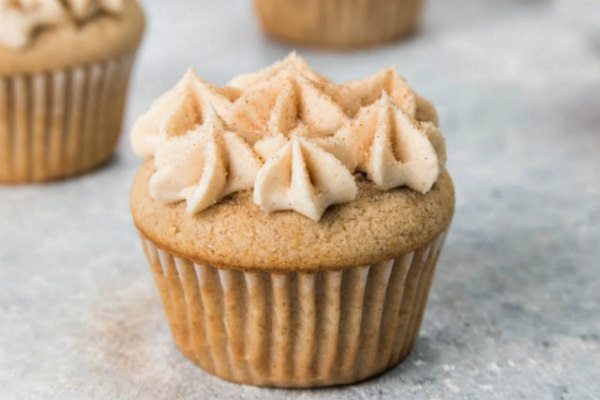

140,230,447,388
0,53,135,183
255,0,424,48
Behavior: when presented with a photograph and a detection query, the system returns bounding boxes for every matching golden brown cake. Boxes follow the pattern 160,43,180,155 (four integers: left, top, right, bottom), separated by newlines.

130,54,454,387
254,0,424,48
0,0,145,183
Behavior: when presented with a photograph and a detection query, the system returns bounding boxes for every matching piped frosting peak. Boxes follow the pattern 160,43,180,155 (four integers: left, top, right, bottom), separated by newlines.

254,135,357,221
132,54,446,221
341,93,439,193
150,107,261,214
228,65,348,138
131,69,238,158
335,66,418,117
0,0,64,49
0,0,124,49
228,52,327,90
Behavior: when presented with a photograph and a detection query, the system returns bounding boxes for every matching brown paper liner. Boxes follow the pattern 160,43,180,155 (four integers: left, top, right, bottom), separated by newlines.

0,53,135,183
139,230,448,388
255,0,424,48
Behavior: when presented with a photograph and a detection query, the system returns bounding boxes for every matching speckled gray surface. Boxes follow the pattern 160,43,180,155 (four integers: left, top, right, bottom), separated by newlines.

1,0,599,399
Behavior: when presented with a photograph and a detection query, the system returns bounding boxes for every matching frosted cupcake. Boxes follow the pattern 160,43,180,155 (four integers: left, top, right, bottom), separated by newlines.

254,0,424,48
130,54,454,387
0,0,144,183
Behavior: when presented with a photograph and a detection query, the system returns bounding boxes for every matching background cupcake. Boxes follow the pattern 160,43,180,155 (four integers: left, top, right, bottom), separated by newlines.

254,0,424,48
0,0,144,183
130,55,454,388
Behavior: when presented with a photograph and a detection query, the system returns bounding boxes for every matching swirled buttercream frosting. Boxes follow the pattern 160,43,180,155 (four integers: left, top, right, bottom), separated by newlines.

0,0,124,49
132,53,446,221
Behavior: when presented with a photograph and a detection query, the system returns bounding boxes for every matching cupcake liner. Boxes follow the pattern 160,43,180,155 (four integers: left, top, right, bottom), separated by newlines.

0,53,135,183
139,230,448,388
255,0,424,47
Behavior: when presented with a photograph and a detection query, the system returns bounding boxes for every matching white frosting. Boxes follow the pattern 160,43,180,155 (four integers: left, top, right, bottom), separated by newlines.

253,135,357,221
227,62,347,138
149,108,261,214
338,94,439,193
335,66,417,117
0,0,123,49
131,69,238,158
131,54,445,221
228,52,327,90
0,0,65,49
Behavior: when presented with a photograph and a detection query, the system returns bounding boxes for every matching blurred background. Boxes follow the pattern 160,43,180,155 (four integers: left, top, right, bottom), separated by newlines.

1,0,599,398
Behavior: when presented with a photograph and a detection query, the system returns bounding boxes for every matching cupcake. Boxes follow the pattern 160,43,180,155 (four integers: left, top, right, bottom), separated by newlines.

254,0,424,48
130,54,454,388
0,0,144,183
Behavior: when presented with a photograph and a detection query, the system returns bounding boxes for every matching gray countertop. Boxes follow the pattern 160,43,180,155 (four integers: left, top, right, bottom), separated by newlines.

1,0,599,399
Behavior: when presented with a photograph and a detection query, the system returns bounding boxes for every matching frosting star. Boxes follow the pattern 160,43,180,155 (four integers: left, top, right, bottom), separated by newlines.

227,65,347,138
149,108,261,214
253,135,357,221
341,93,439,193
0,0,65,49
131,69,238,158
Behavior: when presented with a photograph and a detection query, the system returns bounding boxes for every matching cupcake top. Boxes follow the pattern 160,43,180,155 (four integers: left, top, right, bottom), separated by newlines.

130,54,454,271
0,0,123,49
132,53,446,221
0,0,144,74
